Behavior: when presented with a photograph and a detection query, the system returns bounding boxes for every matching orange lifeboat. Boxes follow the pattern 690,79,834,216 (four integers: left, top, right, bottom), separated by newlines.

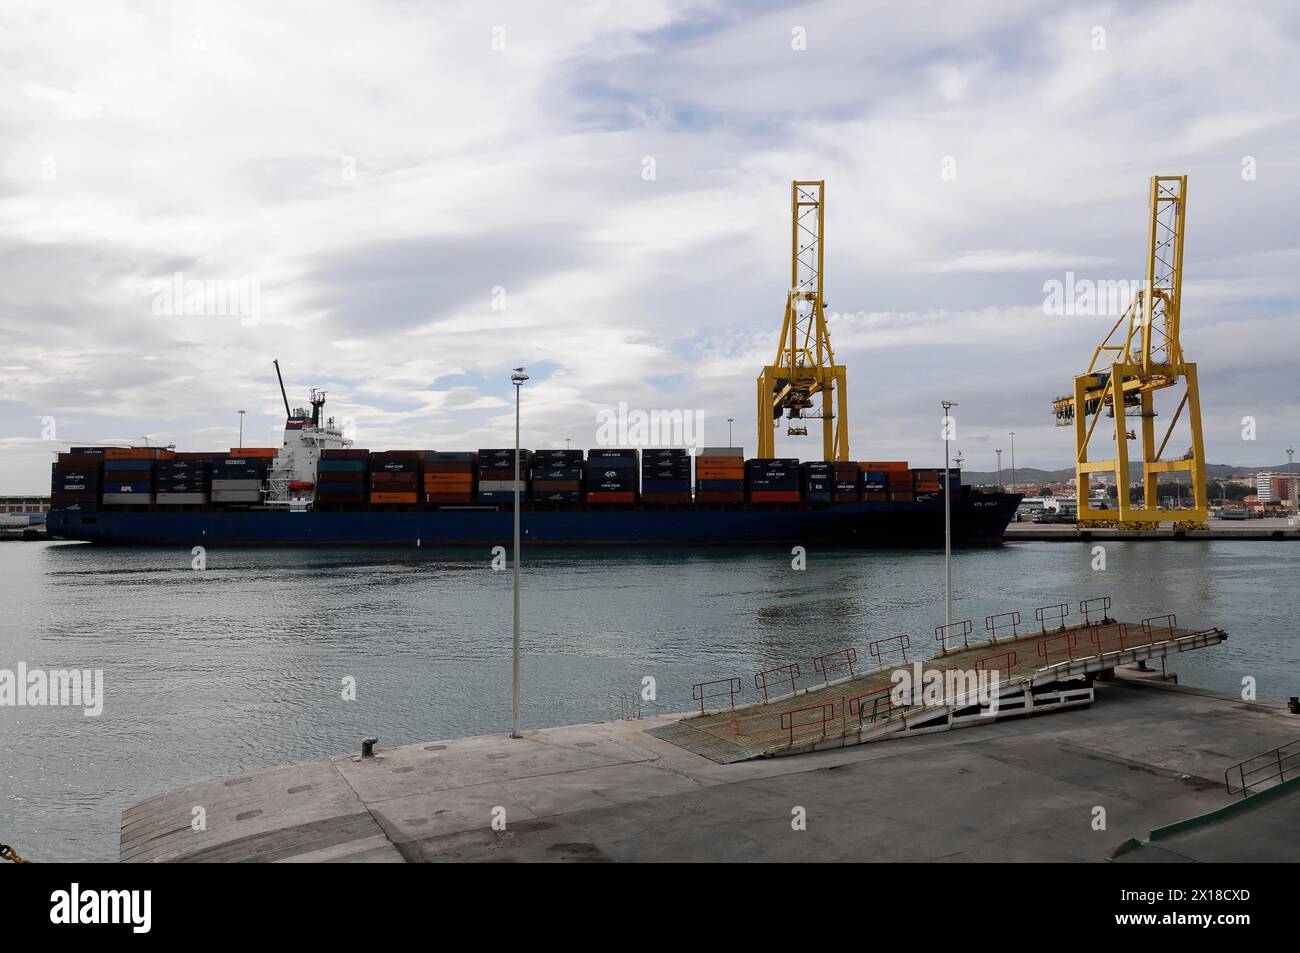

288,480,315,491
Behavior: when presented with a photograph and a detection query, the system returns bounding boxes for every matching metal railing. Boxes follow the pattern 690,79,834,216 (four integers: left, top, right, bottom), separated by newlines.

754,662,801,702
936,620,972,653
985,611,1020,642
813,647,857,683
1141,613,1178,641
780,702,836,745
848,684,904,725
618,693,642,720
691,676,741,713
1037,631,1079,665
868,634,910,667
973,649,1017,674
1034,602,1070,633
1225,739,1300,797
1079,596,1112,625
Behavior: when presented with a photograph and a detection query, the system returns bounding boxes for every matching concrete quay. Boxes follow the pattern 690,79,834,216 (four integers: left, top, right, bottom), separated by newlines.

121,676,1300,863
1005,517,1300,541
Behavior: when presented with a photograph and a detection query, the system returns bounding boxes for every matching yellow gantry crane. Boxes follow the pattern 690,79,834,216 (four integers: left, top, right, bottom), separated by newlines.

1052,175,1208,529
757,180,849,461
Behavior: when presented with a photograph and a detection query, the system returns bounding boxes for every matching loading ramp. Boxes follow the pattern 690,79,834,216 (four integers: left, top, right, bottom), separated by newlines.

648,599,1228,763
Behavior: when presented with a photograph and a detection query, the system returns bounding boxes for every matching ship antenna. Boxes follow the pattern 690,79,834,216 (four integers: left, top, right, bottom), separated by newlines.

272,359,292,419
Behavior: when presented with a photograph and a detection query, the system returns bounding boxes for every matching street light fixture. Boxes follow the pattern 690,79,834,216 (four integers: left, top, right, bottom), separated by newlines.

238,410,245,449
995,449,1003,490
942,400,959,626
1009,431,1016,489
1289,446,1296,513
727,418,734,446
510,367,529,740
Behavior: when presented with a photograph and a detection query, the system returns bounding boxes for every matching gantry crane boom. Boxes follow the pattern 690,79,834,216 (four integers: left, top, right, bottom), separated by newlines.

1051,175,1207,528
757,180,849,461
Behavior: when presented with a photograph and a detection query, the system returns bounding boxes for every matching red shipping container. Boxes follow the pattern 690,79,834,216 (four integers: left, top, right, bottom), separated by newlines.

57,453,106,468
750,491,800,503
890,491,915,502
533,480,581,492
586,491,635,503
863,492,888,502
833,490,861,502
321,449,371,460
640,492,691,503
695,491,744,503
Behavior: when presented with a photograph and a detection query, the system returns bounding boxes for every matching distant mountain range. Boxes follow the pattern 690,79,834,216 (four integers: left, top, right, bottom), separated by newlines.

959,463,1292,485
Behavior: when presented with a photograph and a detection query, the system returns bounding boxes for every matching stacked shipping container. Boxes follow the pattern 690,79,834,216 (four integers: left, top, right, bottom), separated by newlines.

641,448,691,503
801,461,834,503
746,458,801,503
51,449,105,510
156,452,217,505
478,449,529,503
211,448,272,503
424,452,476,504
61,444,968,511
695,447,744,502
860,461,910,502
317,448,369,504
586,449,637,503
832,461,861,501
102,447,167,505
369,450,420,505
531,449,583,503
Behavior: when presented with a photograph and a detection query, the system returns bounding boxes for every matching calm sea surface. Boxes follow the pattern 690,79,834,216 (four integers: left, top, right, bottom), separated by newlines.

2,539,1297,862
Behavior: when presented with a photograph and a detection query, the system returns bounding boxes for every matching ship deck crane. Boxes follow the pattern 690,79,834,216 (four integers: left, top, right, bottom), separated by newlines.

757,180,849,461
1051,175,1207,529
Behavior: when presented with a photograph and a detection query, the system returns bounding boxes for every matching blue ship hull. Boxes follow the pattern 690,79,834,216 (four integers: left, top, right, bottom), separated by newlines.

47,495,1020,547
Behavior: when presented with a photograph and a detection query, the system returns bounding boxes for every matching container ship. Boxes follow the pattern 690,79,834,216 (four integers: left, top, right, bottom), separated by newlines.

45,393,1019,547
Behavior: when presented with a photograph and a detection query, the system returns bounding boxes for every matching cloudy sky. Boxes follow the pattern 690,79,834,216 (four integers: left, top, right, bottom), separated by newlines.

1,0,1297,491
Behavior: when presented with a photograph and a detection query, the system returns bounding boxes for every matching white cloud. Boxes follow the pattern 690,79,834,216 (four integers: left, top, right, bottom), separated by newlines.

1,0,1298,491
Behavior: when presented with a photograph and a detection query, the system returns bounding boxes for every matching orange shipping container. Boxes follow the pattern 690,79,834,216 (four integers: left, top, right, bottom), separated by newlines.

696,467,745,480
105,448,160,460
230,448,279,458
370,492,418,504
696,456,743,468
859,461,909,471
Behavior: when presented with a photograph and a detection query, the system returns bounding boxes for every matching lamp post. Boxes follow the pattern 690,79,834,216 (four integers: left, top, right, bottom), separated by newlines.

995,449,1003,490
942,400,959,626
238,410,245,449
510,367,529,739
1289,446,1296,513
727,418,734,446
1009,431,1016,489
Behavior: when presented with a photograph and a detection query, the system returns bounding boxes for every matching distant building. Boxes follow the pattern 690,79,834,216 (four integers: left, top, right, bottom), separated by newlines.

0,495,50,515
1255,472,1300,504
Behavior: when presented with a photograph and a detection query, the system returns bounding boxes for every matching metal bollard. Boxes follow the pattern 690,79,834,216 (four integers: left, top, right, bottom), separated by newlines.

361,736,378,758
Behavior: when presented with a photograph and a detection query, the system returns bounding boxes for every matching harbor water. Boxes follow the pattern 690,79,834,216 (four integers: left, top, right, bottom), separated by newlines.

1,539,1297,862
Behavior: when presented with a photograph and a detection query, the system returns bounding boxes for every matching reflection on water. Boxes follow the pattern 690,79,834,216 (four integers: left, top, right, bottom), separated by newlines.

1,539,1296,861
